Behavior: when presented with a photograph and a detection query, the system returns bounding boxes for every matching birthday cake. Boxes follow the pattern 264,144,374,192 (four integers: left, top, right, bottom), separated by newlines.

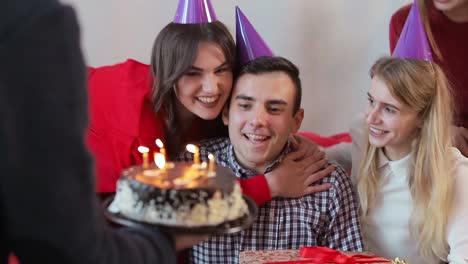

108,162,249,227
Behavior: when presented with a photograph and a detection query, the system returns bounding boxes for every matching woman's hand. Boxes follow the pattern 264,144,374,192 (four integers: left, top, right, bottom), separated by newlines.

265,134,333,198
289,133,319,158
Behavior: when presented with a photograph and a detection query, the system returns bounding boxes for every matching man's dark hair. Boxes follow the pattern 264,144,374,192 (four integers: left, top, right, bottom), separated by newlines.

236,56,302,114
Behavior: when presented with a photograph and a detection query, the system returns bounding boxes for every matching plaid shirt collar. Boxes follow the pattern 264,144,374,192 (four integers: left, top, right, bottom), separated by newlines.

226,140,292,179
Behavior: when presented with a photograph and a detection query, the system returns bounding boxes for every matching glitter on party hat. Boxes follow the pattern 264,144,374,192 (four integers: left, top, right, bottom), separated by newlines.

173,0,217,24
392,0,433,61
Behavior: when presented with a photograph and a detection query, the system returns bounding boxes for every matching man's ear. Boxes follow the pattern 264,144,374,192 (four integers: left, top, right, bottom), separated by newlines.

291,108,304,133
222,104,229,126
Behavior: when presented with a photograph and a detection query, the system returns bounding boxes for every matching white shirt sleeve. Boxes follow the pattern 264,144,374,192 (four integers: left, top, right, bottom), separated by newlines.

325,142,352,171
325,114,366,178
447,148,468,264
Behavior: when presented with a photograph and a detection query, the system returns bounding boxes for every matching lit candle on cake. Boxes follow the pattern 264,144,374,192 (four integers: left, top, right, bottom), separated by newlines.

186,144,200,165
138,146,150,169
208,153,216,177
154,152,166,172
155,139,166,160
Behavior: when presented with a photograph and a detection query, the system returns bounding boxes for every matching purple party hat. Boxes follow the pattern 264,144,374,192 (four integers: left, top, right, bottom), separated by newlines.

236,6,274,65
173,0,218,24
392,0,433,61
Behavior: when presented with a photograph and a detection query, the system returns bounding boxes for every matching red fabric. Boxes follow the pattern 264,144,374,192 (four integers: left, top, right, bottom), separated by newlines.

8,254,18,264
389,2,468,127
238,174,271,206
263,246,390,264
86,59,166,192
297,132,351,147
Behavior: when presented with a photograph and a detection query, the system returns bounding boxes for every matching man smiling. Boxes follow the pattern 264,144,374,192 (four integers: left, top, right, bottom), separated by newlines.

180,56,363,263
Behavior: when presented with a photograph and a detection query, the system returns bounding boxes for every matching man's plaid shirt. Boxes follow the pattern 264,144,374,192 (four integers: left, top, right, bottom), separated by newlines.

178,137,363,263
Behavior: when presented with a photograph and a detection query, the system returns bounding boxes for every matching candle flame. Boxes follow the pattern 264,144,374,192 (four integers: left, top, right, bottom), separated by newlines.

154,152,166,169
186,144,198,153
155,139,164,148
208,152,216,176
138,146,149,153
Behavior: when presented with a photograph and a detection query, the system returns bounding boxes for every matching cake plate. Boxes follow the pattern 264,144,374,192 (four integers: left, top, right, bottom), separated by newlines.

102,194,258,235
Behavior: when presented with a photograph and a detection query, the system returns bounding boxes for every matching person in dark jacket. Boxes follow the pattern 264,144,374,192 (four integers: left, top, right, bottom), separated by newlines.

0,0,203,263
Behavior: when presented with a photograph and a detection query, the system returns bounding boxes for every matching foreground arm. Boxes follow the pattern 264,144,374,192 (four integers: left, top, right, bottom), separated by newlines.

0,1,179,262
179,135,333,206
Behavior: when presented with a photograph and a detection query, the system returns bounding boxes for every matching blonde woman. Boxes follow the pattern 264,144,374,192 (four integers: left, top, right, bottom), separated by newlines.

390,0,468,156
326,57,468,263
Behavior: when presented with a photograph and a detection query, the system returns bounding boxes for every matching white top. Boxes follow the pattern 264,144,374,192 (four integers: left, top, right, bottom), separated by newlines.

325,116,468,264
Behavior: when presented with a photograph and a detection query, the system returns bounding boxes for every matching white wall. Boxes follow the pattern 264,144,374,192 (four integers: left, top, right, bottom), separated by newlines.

63,0,410,135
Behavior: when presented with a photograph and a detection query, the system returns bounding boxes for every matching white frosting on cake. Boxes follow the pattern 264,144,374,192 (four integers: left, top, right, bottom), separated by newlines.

109,179,248,227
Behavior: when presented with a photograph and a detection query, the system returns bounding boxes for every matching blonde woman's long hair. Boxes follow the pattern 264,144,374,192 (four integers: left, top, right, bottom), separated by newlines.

357,57,454,263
